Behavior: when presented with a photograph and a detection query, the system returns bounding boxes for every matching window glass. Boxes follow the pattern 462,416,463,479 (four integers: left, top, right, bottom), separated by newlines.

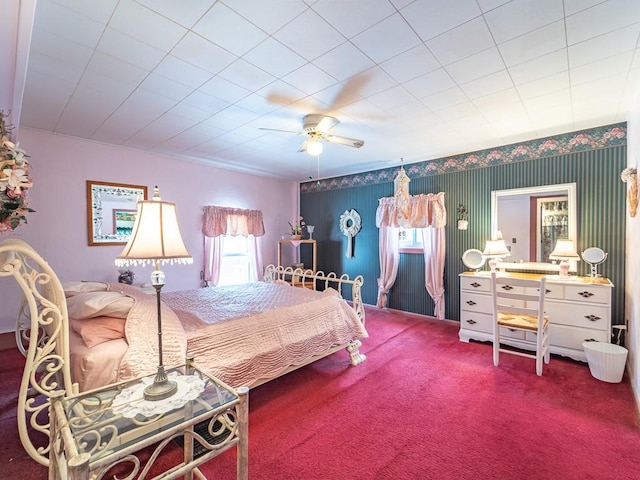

218,236,250,285
399,227,423,250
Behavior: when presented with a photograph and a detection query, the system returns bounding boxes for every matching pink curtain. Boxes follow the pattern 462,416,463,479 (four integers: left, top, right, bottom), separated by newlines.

376,192,447,319
202,206,265,237
202,206,265,285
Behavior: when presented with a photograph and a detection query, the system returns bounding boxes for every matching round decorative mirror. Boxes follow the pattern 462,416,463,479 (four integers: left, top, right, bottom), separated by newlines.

462,248,486,271
581,247,607,278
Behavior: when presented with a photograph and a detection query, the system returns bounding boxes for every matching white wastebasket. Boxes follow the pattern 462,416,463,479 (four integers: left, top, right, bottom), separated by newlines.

582,342,628,383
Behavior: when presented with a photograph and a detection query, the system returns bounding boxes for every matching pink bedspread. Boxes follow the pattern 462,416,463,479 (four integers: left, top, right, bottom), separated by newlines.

162,282,368,388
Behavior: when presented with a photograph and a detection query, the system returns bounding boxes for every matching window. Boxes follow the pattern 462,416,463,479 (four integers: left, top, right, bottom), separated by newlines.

399,227,423,253
218,235,250,285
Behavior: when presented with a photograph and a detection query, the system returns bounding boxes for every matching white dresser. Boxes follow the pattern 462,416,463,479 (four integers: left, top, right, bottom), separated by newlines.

459,271,613,362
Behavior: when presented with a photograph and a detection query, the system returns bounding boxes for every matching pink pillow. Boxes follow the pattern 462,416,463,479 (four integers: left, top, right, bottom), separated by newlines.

69,316,126,348
66,291,134,319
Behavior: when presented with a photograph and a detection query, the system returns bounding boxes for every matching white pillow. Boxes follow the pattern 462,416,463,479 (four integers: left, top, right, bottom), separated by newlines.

66,291,134,319
63,281,108,297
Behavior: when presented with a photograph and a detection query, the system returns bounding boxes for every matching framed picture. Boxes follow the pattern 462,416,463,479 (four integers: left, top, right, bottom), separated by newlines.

87,180,147,246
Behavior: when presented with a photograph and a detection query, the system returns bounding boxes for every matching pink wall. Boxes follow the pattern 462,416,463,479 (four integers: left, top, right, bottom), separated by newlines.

0,128,298,333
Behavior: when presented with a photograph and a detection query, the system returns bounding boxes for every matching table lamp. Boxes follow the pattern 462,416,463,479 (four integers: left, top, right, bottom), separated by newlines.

549,239,579,279
483,233,510,273
116,187,192,401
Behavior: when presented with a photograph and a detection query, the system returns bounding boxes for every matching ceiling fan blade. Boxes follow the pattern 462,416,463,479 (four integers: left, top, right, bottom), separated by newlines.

325,134,365,148
258,127,304,135
314,115,339,132
297,138,310,153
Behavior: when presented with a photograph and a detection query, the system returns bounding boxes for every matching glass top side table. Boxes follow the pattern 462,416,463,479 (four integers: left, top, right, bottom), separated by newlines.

49,356,249,480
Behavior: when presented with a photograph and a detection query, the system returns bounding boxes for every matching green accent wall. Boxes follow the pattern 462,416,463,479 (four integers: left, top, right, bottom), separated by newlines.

300,136,626,329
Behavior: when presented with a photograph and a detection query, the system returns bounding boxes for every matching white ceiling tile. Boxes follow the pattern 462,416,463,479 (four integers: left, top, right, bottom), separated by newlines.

29,28,94,67
351,13,421,63
97,28,165,71
472,88,522,111
109,0,187,51
33,0,105,48
379,45,441,83
367,85,415,111
498,20,567,67
477,0,511,13
507,49,568,85
445,47,506,84
20,73,76,129
180,91,230,115
516,71,570,99
86,51,149,87
152,55,213,89
436,101,482,122
193,3,269,57
566,0,640,44
522,89,572,113
26,51,84,85
570,51,634,86
281,63,339,95
312,0,396,38
134,0,213,28
427,17,495,65
200,76,251,104
347,66,398,98
421,86,469,111
218,59,276,92
401,0,481,41
314,42,376,81
478,101,528,123
387,100,438,122
403,68,455,98
563,0,608,17
76,69,136,103
274,9,345,61
568,24,640,68
255,80,308,112
460,69,514,99
171,32,238,75
139,73,193,101
222,0,309,35
484,0,564,43
48,0,118,23
244,38,307,78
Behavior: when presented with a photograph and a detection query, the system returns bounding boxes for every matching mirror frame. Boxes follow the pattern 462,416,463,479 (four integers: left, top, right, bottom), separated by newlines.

87,180,148,246
491,183,577,272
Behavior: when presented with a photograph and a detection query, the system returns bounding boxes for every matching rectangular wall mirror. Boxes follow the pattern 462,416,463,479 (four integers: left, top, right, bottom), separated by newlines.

491,183,577,271
87,180,147,246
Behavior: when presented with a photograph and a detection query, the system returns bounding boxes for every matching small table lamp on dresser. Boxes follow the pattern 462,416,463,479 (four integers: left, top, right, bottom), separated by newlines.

483,233,510,273
116,186,193,401
549,239,580,279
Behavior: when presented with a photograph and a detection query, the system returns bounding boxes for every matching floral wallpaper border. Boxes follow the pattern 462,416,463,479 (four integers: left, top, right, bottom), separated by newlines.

300,123,627,193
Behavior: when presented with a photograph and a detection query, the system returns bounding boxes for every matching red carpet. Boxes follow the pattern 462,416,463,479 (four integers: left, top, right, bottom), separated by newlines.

1,307,639,479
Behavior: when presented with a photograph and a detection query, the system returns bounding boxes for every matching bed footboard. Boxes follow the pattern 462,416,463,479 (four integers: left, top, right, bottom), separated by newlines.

0,239,76,467
263,264,367,372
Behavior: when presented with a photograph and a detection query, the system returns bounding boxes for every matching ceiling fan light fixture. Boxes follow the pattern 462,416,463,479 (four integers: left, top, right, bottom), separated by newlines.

307,139,323,156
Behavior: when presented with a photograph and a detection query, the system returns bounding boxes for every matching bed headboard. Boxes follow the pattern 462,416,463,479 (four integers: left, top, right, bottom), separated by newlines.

263,265,365,326
0,238,76,467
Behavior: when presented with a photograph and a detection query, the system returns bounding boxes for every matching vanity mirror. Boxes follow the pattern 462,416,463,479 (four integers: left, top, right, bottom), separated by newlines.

491,183,577,271
87,181,148,246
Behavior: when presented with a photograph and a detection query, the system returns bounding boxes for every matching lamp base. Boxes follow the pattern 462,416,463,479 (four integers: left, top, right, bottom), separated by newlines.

558,260,571,279
144,365,178,401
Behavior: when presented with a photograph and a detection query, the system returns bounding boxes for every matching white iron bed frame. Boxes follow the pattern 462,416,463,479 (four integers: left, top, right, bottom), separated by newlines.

0,239,366,467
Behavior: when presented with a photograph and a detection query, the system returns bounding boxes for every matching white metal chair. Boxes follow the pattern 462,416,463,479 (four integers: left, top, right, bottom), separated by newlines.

491,272,550,375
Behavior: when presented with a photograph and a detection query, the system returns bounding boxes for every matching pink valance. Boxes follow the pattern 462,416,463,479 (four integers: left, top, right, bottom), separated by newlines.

376,192,447,228
203,206,265,237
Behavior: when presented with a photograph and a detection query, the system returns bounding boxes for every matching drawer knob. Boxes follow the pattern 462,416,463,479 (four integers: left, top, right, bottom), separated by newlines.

466,300,477,306
501,285,514,291
466,319,477,325
470,282,481,288
584,315,601,322
578,291,594,298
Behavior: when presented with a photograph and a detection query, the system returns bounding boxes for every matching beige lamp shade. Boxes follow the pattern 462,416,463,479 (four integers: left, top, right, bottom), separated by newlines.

116,194,192,267
482,239,510,258
549,239,580,260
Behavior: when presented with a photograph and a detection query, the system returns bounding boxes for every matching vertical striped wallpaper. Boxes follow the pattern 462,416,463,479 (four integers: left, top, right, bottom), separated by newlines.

301,145,626,326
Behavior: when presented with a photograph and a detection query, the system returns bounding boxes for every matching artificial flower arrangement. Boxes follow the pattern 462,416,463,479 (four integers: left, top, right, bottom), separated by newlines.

0,111,34,233
288,216,305,236
621,166,638,218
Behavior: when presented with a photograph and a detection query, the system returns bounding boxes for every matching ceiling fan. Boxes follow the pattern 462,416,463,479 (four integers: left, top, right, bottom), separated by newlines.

259,114,365,156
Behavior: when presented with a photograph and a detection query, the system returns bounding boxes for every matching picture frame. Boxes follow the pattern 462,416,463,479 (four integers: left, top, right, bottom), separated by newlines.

87,180,147,246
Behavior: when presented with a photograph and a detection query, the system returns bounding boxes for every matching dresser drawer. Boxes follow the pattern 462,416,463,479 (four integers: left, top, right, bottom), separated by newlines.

461,292,493,314
564,285,610,304
526,283,564,300
546,300,609,330
539,324,609,350
460,275,491,292
460,311,492,334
